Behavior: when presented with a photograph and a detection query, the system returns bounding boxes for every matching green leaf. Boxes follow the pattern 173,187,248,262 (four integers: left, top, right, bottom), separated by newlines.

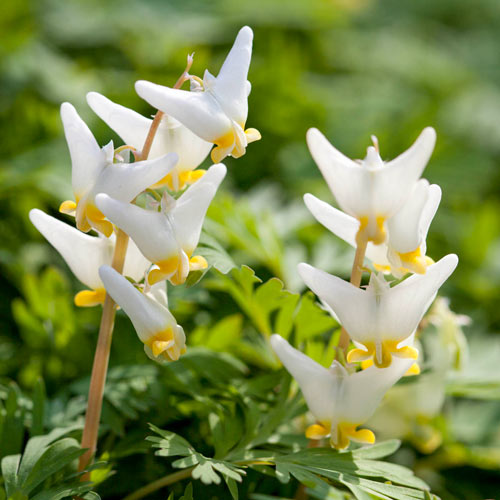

179,482,194,500
30,378,45,438
1,454,21,497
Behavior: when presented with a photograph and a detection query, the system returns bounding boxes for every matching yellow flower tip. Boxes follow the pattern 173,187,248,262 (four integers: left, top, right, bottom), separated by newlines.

146,328,175,358
373,263,392,273
371,216,387,245
361,359,374,370
86,203,114,237
151,340,173,358
306,423,330,440
59,200,77,215
152,169,207,191
352,428,376,444
347,348,372,364
356,216,386,245
189,255,208,271
74,288,107,307
405,362,421,377
398,247,431,274
331,423,375,450
245,127,261,143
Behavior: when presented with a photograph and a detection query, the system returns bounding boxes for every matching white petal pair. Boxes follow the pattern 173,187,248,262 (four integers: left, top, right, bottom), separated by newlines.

135,26,261,164
96,164,227,286
29,209,150,307
298,254,458,368
99,266,186,362
59,102,178,236
270,335,413,449
305,179,442,276
306,127,436,244
87,92,212,191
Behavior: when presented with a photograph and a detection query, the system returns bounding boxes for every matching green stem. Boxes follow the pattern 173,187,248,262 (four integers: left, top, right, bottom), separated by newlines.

122,468,194,500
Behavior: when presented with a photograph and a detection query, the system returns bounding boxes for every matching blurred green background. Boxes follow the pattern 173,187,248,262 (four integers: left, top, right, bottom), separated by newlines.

1,0,500,497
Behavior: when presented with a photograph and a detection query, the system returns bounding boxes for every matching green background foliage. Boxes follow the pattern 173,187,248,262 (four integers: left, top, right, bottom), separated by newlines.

1,0,500,499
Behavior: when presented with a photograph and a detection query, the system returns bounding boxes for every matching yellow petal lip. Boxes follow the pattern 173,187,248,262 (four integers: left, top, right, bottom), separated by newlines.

151,340,174,357
349,340,419,369
59,200,77,215
151,168,207,191
306,422,330,440
74,288,106,307
332,423,375,450
405,362,421,376
189,255,208,271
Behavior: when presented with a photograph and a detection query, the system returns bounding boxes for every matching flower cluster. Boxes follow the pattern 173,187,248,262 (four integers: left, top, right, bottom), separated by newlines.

271,129,458,449
30,26,259,362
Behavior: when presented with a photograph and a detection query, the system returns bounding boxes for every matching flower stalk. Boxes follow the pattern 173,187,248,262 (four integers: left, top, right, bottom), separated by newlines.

78,228,129,475
337,233,368,356
78,60,193,476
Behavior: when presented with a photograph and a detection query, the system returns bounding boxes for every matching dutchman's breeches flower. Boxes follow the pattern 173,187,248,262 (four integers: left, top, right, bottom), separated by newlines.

99,266,186,361
87,92,212,191
298,254,458,368
59,102,179,237
271,335,413,449
306,127,436,245
135,26,261,164
29,209,150,307
96,164,227,286
304,179,442,277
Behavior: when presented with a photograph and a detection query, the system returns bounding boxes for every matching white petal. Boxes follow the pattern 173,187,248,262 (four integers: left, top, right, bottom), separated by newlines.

86,91,152,151
213,26,253,124
387,180,441,253
30,209,110,290
173,163,227,253
306,128,366,217
341,356,414,423
304,193,390,269
298,263,376,343
90,152,178,202
123,238,151,283
95,194,178,264
60,102,106,197
380,254,458,341
304,193,358,246
270,335,339,422
99,265,176,342
145,281,169,309
372,127,436,217
88,92,212,171
135,81,231,143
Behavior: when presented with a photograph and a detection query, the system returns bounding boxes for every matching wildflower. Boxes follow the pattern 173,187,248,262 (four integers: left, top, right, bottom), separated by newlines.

59,102,178,237
29,209,150,307
298,254,458,368
95,164,226,286
86,92,212,191
306,127,436,244
99,266,186,361
270,334,413,449
304,179,441,276
135,26,261,164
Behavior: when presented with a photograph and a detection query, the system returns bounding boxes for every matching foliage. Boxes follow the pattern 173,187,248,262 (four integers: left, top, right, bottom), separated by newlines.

1,0,500,499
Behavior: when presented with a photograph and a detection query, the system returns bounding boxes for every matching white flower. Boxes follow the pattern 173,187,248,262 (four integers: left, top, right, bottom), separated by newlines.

304,179,441,276
95,164,226,286
86,92,212,191
29,209,150,307
99,266,186,361
306,127,436,244
59,102,178,236
135,26,261,164
270,334,413,449
298,254,458,368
